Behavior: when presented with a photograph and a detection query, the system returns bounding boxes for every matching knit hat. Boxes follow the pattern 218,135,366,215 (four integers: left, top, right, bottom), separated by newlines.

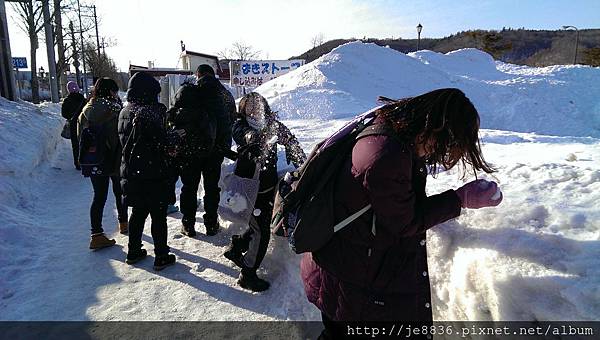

67,81,79,93
126,72,161,104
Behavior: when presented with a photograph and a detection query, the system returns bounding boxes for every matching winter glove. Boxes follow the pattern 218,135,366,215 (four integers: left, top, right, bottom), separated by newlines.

244,130,260,145
239,143,262,162
455,179,503,209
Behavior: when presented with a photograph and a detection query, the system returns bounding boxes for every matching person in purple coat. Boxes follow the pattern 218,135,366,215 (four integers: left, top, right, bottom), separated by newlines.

300,88,503,339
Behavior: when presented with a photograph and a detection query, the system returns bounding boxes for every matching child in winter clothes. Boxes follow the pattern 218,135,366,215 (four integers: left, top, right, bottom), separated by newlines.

224,92,306,292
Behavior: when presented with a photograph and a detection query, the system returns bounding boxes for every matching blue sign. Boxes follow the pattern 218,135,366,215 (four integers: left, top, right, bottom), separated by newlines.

12,57,28,69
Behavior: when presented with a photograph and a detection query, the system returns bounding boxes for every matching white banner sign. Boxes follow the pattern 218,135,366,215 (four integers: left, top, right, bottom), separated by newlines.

230,59,305,87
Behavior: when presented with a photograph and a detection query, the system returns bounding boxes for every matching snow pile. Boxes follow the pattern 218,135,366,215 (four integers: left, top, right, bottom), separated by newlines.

424,130,600,321
0,98,63,212
0,98,63,302
0,98,63,182
256,42,600,138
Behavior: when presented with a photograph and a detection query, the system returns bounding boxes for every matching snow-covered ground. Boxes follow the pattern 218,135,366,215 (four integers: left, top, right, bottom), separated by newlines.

1,42,599,323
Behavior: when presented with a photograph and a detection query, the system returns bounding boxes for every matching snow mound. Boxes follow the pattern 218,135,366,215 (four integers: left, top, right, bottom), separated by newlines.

256,41,600,138
0,98,63,207
0,98,63,301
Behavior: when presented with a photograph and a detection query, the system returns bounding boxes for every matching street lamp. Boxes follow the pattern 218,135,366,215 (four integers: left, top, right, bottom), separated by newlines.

562,25,579,65
38,66,45,90
416,23,423,50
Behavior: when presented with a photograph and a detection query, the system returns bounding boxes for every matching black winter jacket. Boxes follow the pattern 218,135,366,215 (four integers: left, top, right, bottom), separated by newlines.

167,83,216,162
61,92,86,121
197,75,233,153
119,101,177,206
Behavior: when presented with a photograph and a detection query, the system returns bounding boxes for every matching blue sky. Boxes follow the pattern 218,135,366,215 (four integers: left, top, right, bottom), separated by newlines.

391,0,600,37
6,0,600,71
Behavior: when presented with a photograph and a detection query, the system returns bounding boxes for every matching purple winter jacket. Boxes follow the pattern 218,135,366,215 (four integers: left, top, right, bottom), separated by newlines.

301,128,462,321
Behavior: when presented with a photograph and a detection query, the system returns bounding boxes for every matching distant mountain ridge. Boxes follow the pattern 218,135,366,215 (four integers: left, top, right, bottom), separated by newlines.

292,29,600,67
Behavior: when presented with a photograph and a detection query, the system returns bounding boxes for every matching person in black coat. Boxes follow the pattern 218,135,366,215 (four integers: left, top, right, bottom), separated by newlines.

166,64,233,237
223,92,305,292
61,81,86,169
194,64,233,235
118,71,182,270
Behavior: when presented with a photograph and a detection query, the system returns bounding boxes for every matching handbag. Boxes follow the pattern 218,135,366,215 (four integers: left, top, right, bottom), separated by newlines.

61,121,71,139
218,162,261,226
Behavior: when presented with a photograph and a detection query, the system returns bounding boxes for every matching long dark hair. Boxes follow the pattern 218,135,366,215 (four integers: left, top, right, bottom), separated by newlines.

376,88,495,177
91,77,119,99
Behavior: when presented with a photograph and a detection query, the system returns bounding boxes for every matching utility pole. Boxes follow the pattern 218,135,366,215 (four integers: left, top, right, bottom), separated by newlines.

42,0,59,102
0,0,17,101
92,5,100,57
69,21,81,88
77,0,88,95
54,0,67,98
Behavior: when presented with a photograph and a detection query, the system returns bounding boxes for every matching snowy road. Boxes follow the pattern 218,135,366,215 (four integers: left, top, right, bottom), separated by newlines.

1,137,319,321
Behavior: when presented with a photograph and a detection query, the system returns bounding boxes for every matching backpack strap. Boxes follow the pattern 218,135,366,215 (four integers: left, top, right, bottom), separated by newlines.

356,123,404,144
333,204,372,233
339,124,404,237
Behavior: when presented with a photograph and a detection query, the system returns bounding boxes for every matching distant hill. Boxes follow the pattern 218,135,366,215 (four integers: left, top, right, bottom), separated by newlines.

292,29,600,67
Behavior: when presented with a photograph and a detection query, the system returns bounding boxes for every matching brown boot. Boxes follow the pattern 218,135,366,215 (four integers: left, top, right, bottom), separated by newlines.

89,233,116,250
119,222,128,235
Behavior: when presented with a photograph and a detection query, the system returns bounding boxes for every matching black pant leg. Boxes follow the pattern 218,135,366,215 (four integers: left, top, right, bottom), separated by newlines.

110,176,128,223
241,189,274,270
201,156,223,225
168,174,178,206
90,176,110,234
69,124,79,168
149,203,169,256
179,168,202,225
128,204,150,253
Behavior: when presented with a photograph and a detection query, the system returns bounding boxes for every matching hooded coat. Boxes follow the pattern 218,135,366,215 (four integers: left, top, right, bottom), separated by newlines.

118,72,177,207
301,124,462,322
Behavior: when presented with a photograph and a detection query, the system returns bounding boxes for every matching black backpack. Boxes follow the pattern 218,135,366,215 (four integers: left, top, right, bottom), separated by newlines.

167,84,217,160
78,124,108,177
270,108,403,254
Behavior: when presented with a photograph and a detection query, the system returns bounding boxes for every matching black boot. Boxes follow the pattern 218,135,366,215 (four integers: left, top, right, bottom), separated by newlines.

238,268,270,292
181,222,196,237
204,219,220,236
223,235,246,268
126,248,147,265
154,253,176,271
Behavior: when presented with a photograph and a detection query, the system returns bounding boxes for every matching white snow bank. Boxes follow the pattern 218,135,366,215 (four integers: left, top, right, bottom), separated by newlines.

425,129,600,321
0,98,63,301
0,98,63,210
0,98,63,187
256,42,600,138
